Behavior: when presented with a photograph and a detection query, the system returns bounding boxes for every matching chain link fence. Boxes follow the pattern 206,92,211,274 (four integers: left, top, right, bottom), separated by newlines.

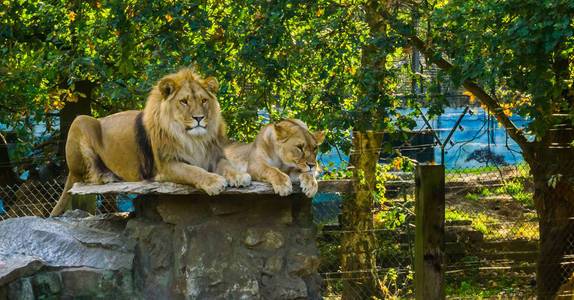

0,176,119,221
312,163,541,299
440,150,539,298
1,158,572,298
315,183,416,299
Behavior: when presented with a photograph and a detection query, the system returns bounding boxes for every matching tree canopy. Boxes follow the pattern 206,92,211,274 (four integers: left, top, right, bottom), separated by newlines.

1,0,573,166
388,1,573,297
0,0,415,169
413,0,573,141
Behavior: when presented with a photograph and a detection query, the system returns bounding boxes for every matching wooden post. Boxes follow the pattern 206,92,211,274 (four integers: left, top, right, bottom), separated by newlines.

415,164,445,300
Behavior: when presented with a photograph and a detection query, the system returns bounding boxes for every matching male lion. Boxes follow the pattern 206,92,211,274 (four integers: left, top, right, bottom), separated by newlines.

224,119,324,198
51,68,251,216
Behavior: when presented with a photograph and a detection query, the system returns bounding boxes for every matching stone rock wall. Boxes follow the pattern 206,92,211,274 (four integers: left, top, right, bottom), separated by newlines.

0,193,321,299
0,211,135,299
128,194,321,299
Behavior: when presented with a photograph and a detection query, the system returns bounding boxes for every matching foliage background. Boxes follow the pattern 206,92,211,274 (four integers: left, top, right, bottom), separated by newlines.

0,0,415,171
2,0,574,297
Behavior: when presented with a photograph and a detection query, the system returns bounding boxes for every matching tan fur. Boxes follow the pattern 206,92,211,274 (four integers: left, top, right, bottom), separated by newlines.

51,68,250,216
225,119,325,198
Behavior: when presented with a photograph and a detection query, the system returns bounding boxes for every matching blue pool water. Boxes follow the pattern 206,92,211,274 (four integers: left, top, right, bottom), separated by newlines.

422,107,529,168
318,107,529,170
313,107,530,216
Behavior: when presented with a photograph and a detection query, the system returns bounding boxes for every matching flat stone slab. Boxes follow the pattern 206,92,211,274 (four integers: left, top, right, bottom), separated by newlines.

69,180,353,195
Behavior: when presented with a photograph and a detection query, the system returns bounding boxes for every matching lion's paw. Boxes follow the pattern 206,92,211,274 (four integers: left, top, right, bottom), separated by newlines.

226,172,252,187
300,174,318,198
200,174,227,195
101,172,120,184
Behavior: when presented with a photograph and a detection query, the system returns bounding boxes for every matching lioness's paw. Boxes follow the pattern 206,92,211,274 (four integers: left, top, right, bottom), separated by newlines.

200,174,227,195
269,172,292,196
273,181,293,196
299,174,318,198
226,172,252,187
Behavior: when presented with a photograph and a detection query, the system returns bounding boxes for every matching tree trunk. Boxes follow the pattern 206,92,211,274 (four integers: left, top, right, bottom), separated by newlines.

0,133,19,214
355,0,389,130
530,126,574,299
0,133,18,186
339,1,390,295
58,80,94,161
340,131,383,299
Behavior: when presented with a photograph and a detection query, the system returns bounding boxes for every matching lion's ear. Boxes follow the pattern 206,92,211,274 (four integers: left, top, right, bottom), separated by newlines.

204,77,219,94
313,131,326,145
159,78,176,99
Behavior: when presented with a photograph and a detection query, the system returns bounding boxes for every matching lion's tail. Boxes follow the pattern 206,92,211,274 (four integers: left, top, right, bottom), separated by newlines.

50,174,79,217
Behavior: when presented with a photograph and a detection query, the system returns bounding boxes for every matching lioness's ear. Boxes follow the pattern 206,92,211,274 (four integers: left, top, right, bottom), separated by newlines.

274,123,291,142
159,78,176,99
313,131,326,145
204,77,219,94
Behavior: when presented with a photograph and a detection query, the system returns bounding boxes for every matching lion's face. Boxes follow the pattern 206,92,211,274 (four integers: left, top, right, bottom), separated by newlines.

157,70,221,137
274,120,325,173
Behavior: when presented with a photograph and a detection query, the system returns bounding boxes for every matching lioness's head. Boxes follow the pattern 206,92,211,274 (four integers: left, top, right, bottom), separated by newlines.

273,119,325,173
154,68,221,137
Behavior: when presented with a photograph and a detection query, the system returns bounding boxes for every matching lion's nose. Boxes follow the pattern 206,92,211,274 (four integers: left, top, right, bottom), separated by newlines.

193,116,205,123
307,163,315,169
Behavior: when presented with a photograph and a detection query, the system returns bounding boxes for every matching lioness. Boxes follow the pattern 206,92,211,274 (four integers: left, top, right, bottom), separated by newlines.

51,68,251,216
224,119,324,198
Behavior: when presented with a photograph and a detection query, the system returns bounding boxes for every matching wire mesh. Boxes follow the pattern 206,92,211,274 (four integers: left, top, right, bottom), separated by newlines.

1,157,572,298
314,181,416,299
440,148,539,298
0,176,118,221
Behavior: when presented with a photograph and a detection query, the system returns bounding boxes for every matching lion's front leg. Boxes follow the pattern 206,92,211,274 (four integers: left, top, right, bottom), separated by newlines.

299,172,318,198
216,159,252,187
158,162,227,195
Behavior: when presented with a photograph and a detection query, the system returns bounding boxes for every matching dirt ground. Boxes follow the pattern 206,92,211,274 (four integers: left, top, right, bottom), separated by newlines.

446,189,536,223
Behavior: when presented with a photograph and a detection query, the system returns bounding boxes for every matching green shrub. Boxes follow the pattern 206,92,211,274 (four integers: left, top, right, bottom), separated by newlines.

464,193,480,201
502,180,534,208
480,188,493,197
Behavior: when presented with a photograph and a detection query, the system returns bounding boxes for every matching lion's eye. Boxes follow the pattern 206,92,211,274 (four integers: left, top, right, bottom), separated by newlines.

297,144,304,151
180,99,188,106
202,98,208,104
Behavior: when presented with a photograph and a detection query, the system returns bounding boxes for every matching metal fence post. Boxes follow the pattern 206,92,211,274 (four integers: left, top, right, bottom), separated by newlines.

415,164,445,300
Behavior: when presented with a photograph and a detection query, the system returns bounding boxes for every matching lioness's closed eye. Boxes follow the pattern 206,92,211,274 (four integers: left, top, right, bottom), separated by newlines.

225,119,325,198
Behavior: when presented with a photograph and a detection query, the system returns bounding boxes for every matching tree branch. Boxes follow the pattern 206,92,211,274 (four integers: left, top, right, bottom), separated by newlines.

378,8,533,157
408,36,531,153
